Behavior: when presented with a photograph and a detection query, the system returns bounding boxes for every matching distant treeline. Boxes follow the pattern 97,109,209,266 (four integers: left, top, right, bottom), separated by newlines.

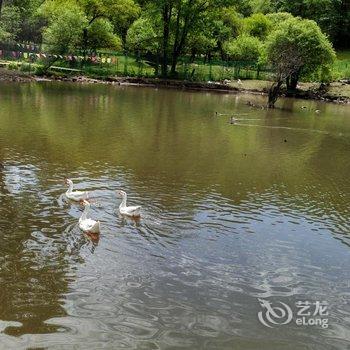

0,1,347,83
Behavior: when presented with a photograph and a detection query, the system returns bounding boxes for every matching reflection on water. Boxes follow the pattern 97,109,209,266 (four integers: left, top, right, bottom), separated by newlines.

0,82,349,349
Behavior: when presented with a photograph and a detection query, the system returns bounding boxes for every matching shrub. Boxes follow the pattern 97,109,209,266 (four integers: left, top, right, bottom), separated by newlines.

8,62,19,70
35,65,47,76
20,63,32,72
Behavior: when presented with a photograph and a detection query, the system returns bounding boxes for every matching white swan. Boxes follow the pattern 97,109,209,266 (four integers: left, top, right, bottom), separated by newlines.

79,200,100,234
65,179,89,201
117,190,141,217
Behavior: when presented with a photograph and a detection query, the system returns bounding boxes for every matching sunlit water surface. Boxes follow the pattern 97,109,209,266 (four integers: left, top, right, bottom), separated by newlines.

0,82,349,349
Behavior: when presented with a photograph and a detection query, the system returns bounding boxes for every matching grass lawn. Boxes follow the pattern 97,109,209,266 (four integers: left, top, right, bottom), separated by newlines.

0,49,349,83
334,51,350,79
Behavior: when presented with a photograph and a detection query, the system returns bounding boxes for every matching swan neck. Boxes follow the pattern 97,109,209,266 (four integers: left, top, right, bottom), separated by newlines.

120,194,127,207
67,181,73,193
81,203,90,220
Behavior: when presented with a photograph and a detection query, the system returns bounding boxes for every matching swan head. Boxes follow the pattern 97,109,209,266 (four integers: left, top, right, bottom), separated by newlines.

65,178,73,186
117,190,126,198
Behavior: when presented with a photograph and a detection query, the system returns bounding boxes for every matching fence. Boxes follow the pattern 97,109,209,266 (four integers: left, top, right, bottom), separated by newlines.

0,41,275,82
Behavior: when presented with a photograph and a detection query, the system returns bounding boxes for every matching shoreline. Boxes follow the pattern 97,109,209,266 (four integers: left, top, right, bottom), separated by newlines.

1,68,349,105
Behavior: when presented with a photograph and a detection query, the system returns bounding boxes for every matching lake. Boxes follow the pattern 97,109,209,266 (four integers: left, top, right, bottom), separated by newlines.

0,82,349,349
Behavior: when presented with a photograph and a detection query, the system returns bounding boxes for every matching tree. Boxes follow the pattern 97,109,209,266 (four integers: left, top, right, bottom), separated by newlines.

126,17,158,53
223,34,262,62
243,13,271,39
265,0,350,48
139,0,237,77
186,32,216,62
40,0,137,55
78,0,140,50
86,18,122,53
169,0,234,76
0,0,44,42
264,16,336,107
41,0,127,55
109,0,140,48
0,4,20,40
42,4,87,55
207,6,243,60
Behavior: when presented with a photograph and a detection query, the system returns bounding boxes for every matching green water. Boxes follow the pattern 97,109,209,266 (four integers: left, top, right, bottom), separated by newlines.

0,82,349,349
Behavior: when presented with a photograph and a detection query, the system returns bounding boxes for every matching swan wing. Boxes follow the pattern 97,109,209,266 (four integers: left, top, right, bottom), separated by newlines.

79,218,99,232
125,205,141,216
67,191,88,201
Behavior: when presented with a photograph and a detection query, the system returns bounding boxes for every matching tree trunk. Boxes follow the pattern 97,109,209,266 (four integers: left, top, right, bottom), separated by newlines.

218,42,225,61
170,27,190,76
170,50,180,76
190,49,196,63
268,80,283,108
170,1,193,77
170,1,182,77
121,29,128,52
290,72,299,90
161,5,172,78
286,71,299,91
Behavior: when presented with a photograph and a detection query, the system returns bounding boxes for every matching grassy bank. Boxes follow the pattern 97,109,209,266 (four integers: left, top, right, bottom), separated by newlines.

0,63,349,105
1,49,349,83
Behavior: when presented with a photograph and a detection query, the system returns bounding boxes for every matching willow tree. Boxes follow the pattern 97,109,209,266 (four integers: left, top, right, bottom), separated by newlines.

264,17,335,108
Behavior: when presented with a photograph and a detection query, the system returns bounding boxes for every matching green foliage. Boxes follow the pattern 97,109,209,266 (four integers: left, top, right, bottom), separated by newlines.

40,0,138,53
126,17,158,53
0,5,21,41
264,17,336,80
0,0,346,85
109,0,141,43
186,7,242,59
8,62,19,70
224,34,262,62
0,26,11,41
262,0,349,47
219,7,243,38
186,32,217,56
78,0,141,41
12,0,44,42
87,18,122,52
266,12,294,26
243,13,271,39
20,62,33,72
42,4,88,54
34,65,47,76
248,0,273,14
